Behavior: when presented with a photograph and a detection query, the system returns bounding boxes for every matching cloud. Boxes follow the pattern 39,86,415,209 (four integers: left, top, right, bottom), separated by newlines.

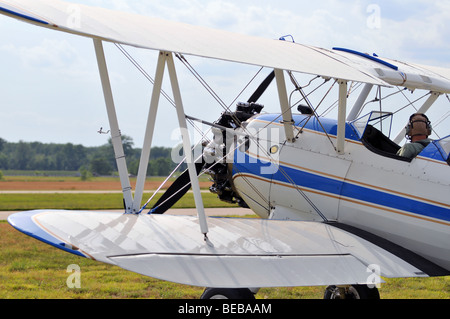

352,1,450,65
389,2,450,65
21,39,77,68
1,37,98,80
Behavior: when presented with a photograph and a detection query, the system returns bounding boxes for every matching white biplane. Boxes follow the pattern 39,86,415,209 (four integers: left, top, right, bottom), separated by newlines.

2,0,449,299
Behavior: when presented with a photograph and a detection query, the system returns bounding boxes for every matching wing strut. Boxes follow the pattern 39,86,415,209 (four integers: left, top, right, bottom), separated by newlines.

274,69,295,143
347,83,374,121
93,39,134,213
93,42,208,236
166,51,209,236
132,52,166,213
337,80,348,154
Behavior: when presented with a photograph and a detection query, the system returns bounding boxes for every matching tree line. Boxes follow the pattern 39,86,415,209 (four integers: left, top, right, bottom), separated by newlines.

0,136,184,177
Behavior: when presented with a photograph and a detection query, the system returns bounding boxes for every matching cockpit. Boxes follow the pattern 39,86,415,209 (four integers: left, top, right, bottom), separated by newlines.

350,111,450,165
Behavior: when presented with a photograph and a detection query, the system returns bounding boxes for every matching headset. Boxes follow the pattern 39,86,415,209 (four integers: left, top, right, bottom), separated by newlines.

405,113,432,139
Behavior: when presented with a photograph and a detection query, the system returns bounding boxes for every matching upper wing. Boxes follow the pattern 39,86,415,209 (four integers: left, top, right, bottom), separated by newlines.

8,210,447,288
2,0,450,93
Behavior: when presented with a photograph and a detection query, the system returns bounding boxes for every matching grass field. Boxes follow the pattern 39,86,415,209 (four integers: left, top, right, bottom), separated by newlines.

0,175,235,211
0,192,237,211
1,175,449,299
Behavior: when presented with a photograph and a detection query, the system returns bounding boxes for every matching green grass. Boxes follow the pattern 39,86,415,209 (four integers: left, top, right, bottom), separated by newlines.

0,174,227,211
0,192,238,211
1,221,448,299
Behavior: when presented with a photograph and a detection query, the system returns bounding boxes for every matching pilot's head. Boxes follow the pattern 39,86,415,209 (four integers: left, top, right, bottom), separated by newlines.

405,113,432,140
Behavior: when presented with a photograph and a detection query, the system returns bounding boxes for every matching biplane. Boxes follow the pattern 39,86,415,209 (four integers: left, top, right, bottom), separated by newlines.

2,0,449,299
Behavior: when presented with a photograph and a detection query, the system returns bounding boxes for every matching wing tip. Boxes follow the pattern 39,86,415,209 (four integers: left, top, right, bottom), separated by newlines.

0,5,50,26
7,210,87,258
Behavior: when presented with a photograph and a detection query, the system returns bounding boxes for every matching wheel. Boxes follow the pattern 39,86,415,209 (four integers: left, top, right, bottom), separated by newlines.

324,285,380,299
200,288,255,299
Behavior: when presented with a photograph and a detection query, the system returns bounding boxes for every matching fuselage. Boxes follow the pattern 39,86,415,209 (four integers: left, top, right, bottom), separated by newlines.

229,113,450,271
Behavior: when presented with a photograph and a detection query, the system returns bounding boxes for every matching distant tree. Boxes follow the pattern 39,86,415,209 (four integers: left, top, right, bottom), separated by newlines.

0,138,5,152
0,138,180,175
79,166,92,181
0,153,7,169
14,141,31,170
128,158,139,176
89,157,113,175
108,135,135,157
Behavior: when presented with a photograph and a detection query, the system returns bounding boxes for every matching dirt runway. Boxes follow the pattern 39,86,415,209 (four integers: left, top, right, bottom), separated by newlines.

0,180,211,191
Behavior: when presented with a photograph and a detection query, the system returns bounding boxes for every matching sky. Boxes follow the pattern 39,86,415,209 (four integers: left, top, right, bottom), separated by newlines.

0,0,449,148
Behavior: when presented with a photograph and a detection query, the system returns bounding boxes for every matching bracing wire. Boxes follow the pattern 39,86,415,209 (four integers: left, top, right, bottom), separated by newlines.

117,45,331,221
114,43,211,144
145,137,272,214
434,111,450,129
431,94,450,132
114,43,175,105
113,41,450,224
392,90,430,115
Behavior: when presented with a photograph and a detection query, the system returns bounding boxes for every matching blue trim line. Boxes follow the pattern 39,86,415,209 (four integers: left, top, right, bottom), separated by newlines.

0,6,49,25
7,210,86,258
254,114,446,163
333,47,398,71
255,113,360,141
234,150,450,223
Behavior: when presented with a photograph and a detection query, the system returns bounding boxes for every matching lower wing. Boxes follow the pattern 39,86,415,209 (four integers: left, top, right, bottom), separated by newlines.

8,210,447,288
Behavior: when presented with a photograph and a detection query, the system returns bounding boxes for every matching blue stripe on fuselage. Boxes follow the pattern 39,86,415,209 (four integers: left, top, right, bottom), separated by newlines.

254,113,360,141
253,114,448,163
233,150,450,223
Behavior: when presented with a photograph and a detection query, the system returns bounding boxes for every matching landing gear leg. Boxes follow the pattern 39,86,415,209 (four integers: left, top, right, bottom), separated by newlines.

324,285,380,299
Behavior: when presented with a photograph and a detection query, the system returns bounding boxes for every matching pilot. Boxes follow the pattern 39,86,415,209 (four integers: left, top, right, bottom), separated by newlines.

396,113,432,159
